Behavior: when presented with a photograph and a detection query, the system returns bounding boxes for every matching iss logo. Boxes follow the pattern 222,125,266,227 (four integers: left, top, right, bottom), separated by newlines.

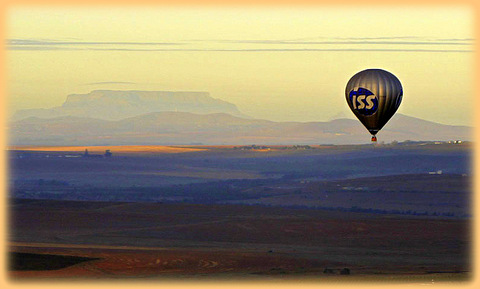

349,88,378,116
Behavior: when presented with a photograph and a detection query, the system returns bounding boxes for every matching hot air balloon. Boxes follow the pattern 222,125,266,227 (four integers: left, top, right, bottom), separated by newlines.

345,69,403,142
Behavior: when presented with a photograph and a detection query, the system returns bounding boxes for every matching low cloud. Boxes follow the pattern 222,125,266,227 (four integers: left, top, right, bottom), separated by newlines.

84,81,137,86
190,36,474,45
7,38,185,46
7,36,473,53
8,46,75,51
6,38,186,51
83,48,474,53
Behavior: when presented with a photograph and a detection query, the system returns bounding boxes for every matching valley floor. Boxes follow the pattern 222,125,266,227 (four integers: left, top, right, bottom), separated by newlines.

8,200,471,283
6,144,473,283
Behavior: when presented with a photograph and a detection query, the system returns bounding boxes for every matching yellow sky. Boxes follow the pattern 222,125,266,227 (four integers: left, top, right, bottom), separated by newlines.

6,5,475,125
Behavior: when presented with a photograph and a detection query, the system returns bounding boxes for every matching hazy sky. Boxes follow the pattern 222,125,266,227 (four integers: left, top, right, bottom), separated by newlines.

6,5,475,125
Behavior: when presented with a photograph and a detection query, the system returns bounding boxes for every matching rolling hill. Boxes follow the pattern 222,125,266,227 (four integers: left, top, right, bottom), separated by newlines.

8,111,471,145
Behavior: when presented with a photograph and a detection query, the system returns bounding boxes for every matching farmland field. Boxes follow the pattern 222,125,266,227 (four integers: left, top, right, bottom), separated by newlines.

7,143,472,281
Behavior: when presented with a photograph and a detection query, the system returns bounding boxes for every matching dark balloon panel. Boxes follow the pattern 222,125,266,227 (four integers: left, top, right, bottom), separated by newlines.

345,69,403,138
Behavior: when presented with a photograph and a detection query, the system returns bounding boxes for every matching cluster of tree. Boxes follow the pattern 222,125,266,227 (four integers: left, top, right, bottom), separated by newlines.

11,178,279,204
10,178,469,219
14,179,70,186
233,145,271,150
232,145,314,150
269,204,469,219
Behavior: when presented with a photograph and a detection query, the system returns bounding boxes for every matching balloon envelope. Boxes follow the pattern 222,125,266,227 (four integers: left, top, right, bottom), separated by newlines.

345,69,403,136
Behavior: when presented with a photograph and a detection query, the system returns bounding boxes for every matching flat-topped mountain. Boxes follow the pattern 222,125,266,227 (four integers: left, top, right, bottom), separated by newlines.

12,90,248,121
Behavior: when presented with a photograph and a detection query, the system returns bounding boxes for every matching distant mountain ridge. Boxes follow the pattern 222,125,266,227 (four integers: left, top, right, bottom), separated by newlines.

12,90,249,121
9,111,471,146
9,90,471,145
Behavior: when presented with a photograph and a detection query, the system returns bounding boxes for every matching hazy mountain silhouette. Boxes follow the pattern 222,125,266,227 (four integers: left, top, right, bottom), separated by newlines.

9,111,471,145
12,90,249,121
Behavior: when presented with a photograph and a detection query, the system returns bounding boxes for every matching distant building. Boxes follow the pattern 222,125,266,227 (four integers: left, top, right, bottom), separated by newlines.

65,154,81,158
82,148,103,158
